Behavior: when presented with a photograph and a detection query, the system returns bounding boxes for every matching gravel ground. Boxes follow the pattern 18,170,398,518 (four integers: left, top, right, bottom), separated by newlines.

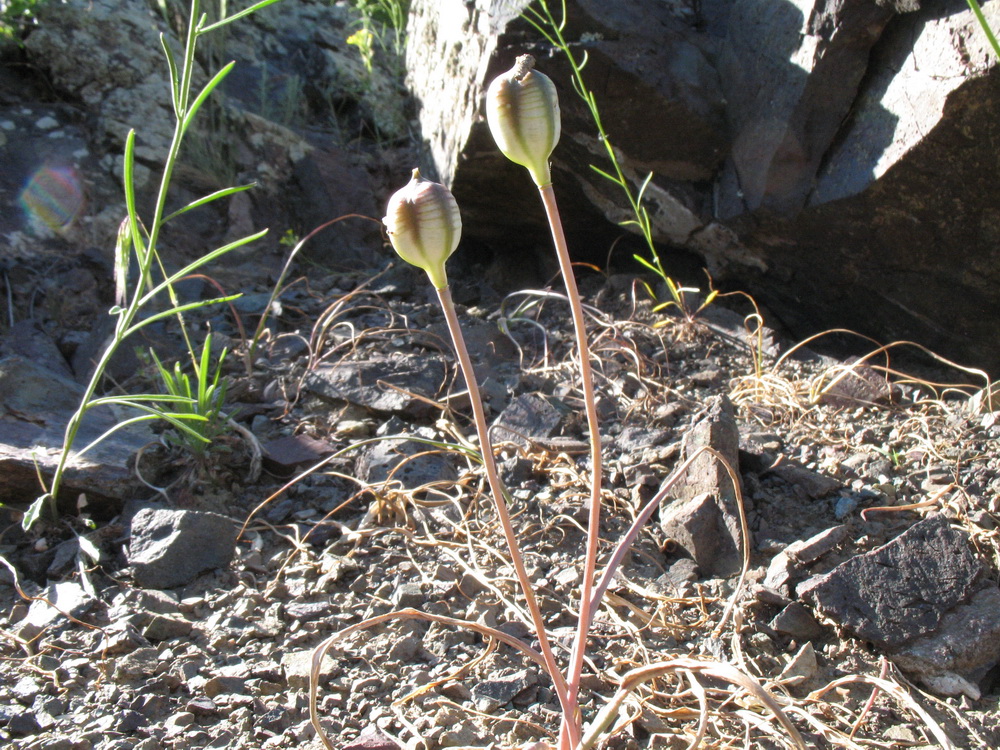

2,265,999,749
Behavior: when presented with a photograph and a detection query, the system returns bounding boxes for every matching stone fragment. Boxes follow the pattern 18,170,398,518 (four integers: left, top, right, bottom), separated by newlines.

342,725,403,750
142,614,193,642
304,355,447,418
112,647,159,683
799,516,983,649
471,669,537,713
779,642,818,685
281,649,336,691
203,676,247,698
128,508,237,589
18,581,96,644
770,602,825,641
0,355,152,505
765,461,843,499
261,434,335,475
491,393,563,450
356,435,457,491
891,585,1000,699
800,516,1000,693
660,395,746,577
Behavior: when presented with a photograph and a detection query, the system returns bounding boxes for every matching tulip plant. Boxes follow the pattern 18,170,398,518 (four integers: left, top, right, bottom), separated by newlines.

311,56,802,750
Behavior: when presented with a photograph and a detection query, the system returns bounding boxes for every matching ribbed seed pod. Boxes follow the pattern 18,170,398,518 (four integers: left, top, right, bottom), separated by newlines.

383,168,462,289
486,54,561,187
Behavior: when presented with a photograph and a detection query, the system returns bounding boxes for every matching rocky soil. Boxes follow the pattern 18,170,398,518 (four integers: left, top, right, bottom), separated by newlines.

1,255,999,749
2,1,1000,749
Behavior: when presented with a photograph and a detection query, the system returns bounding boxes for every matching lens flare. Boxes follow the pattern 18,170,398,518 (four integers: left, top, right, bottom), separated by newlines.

18,165,85,233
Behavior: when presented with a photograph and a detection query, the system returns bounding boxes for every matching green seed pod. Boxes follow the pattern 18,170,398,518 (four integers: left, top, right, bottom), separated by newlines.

383,168,462,289
487,54,561,187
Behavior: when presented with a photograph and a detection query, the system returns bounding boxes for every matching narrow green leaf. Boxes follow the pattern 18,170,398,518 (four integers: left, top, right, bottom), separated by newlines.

125,294,242,338
163,183,256,223
138,228,267,305
159,32,181,116
589,165,623,186
181,61,235,136
122,131,147,268
196,0,283,33
633,255,660,274
635,171,654,204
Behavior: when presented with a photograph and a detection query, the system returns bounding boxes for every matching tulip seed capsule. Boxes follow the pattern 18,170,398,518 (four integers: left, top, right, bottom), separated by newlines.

382,168,462,289
486,54,561,187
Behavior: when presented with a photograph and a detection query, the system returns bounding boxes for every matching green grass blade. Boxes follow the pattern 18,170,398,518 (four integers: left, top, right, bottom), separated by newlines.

181,61,235,136
124,295,242,338
160,32,181,116
162,183,256,223
589,164,624,187
122,130,148,271
139,228,267,305
196,0,283,33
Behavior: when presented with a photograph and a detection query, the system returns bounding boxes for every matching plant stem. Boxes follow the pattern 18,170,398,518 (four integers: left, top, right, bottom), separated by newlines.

434,285,579,749
537,183,603,737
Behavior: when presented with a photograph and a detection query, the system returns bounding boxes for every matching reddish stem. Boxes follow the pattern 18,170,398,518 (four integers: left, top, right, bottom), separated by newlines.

435,285,579,749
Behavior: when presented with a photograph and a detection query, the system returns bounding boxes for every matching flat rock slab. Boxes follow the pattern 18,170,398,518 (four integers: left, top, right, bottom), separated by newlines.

0,355,153,505
799,515,984,650
800,515,1000,695
304,355,447,418
491,394,562,449
660,395,745,577
128,508,237,590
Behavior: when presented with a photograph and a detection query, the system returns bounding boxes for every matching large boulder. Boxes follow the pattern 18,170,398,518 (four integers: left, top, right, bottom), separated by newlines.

405,0,1000,374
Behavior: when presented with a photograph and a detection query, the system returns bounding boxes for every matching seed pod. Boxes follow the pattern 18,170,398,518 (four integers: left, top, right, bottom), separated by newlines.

383,168,462,289
486,54,561,187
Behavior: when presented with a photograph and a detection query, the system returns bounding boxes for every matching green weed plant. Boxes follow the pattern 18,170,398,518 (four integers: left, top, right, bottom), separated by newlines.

521,0,717,324
25,0,283,528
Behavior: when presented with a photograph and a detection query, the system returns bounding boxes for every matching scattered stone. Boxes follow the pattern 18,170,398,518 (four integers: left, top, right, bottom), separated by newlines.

800,516,983,649
491,393,563,450
18,581,96,644
660,395,746,577
281,649,336,691
471,669,537,713
764,461,843,499
142,614,193,642
128,508,237,589
304,355,447,418
112,647,159,683
392,583,425,609
342,725,403,750
203,676,247,697
0,355,153,504
770,602,825,641
356,434,457,491
779,641,818,685
260,434,335,475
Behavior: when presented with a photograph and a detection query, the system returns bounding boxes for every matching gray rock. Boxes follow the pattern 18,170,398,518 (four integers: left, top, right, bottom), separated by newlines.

892,585,1000,699
800,515,1000,694
356,435,458,490
491,393,563,449
770,602,825,641
660,395,746,577
800,516,984,649
0,355,153,507
305,355,447,418
17,581,97,644
128,508,237,589
471,668,538,713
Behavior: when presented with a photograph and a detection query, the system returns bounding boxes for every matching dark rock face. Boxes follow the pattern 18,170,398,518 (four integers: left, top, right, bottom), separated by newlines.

407,0,1000,373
